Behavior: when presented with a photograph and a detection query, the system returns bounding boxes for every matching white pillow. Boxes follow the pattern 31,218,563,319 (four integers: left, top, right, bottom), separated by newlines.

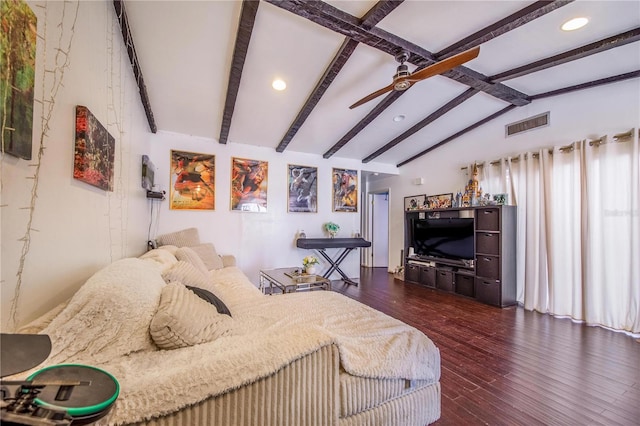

162,261,210,290
189,243,224,270
156,228,200,247
175,247,209,275
150,282,233,349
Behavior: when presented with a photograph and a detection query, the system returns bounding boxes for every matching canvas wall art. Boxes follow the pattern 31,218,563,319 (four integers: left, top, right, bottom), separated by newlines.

1,0,37,160
74,106,115,191
332,168,358,212
426,193,453,210
288,164,317,213
404,194,426,211
231,157,268,212
170,150,215,210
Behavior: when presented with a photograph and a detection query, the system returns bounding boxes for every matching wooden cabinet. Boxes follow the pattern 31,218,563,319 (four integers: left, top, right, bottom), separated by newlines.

474,206,517,307
404,206,517,308
419,265,436,288
405,263,420,283
436,269,454,292
455,273,475,298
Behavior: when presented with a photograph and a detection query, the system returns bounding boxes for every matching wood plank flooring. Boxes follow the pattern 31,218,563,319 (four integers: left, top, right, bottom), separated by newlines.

331,267,640,426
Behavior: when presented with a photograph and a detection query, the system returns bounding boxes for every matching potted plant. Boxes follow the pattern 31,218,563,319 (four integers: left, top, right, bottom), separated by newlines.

324,222,340,238
302,255,319,275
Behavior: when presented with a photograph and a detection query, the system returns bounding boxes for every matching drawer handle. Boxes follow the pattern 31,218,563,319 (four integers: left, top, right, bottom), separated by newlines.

484,233,493,237
483,257,491,262
483,210,493,215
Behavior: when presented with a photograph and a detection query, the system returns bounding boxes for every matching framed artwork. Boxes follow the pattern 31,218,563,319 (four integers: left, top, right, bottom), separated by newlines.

288,164,317,213
404,194,426,211
426,193,453,210
231,157,268,212
493,193,508,205
332,168,358,212
169,150,215,210
74,106,115,191
1,0,36,160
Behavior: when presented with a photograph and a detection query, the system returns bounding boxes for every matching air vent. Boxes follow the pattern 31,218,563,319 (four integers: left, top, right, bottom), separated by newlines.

506,112,550,137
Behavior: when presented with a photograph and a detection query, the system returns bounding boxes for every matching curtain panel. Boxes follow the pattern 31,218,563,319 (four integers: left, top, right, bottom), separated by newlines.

474,129,639,334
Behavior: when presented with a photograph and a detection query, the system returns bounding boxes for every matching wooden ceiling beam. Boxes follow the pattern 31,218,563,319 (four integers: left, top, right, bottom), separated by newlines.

113,0,157,133
323,90,406,159
320,1,576,160
491,27,640,82
362,88,480,163
396,70,640,166
275,38,358,152
364,30,640,164
437,1,573,59
219,0,260,145
275,1,403,153
530,70,640,100
266,0,531,107
396,105,517,167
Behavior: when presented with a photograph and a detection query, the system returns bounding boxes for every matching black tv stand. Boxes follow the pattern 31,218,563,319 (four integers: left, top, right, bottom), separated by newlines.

404,206,516,307
408,255,473,270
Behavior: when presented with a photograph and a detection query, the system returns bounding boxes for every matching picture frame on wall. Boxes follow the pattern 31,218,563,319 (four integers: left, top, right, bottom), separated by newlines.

287,164,317,213
169,150,215,210
332,168,358,212
2,0,37,160
404,194,426,211
231,157,268,212
74,105,115,191
426,193,453,210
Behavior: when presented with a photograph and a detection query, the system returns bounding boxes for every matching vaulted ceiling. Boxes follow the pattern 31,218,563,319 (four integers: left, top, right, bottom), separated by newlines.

116,0,640,168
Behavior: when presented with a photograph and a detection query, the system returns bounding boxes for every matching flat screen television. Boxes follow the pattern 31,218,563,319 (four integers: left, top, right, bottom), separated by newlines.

410,217,475,261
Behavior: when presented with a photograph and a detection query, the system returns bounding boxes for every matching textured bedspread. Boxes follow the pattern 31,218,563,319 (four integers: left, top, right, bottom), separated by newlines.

17,259,440,425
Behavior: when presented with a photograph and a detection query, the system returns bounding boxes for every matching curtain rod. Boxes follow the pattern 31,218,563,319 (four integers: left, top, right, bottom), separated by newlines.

461,127,636,170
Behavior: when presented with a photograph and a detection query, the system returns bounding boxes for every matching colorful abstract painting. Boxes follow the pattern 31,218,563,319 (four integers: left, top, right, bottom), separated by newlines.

1,0,37,160
170,150,215,210
74,106,114,191
231,157,268,212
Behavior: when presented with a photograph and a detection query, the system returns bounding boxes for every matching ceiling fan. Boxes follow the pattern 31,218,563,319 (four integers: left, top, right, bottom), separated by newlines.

349,46,480,109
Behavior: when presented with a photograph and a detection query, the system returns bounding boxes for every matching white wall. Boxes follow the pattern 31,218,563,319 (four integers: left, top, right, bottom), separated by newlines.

147,131,373,285
3,1,637,331
370,79,640,272
1,1,151,330
0,1,396,331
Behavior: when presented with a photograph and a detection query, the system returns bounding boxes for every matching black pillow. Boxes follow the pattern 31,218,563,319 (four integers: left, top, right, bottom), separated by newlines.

186,286,232,317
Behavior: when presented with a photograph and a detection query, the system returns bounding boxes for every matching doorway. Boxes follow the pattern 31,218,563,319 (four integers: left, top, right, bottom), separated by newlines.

369,191,389,268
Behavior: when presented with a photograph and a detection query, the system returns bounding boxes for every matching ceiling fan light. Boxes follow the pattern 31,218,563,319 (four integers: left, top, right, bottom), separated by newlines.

272,79,286,91
394,80,411,91
561,17,589,31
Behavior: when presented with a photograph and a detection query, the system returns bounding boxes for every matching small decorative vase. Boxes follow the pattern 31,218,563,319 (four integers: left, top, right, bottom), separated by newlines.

305,265,317,275
330,231,336,239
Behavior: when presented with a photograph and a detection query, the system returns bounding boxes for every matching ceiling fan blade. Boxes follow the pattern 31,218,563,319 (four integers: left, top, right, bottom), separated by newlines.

349,81,395,109
407,46,480,83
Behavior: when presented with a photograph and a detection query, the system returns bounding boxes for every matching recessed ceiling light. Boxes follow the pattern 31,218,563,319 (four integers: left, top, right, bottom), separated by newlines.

272,79,286,91
393,114,405,122
561,17,589,31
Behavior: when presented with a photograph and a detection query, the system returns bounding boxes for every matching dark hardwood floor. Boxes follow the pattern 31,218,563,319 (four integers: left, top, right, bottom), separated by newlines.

331,267,640,426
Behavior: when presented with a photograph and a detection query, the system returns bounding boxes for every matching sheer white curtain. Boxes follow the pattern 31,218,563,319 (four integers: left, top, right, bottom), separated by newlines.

480,129,640,334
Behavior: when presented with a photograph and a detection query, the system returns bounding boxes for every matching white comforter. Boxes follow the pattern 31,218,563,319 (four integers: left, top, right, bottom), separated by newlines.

17,258,440,425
